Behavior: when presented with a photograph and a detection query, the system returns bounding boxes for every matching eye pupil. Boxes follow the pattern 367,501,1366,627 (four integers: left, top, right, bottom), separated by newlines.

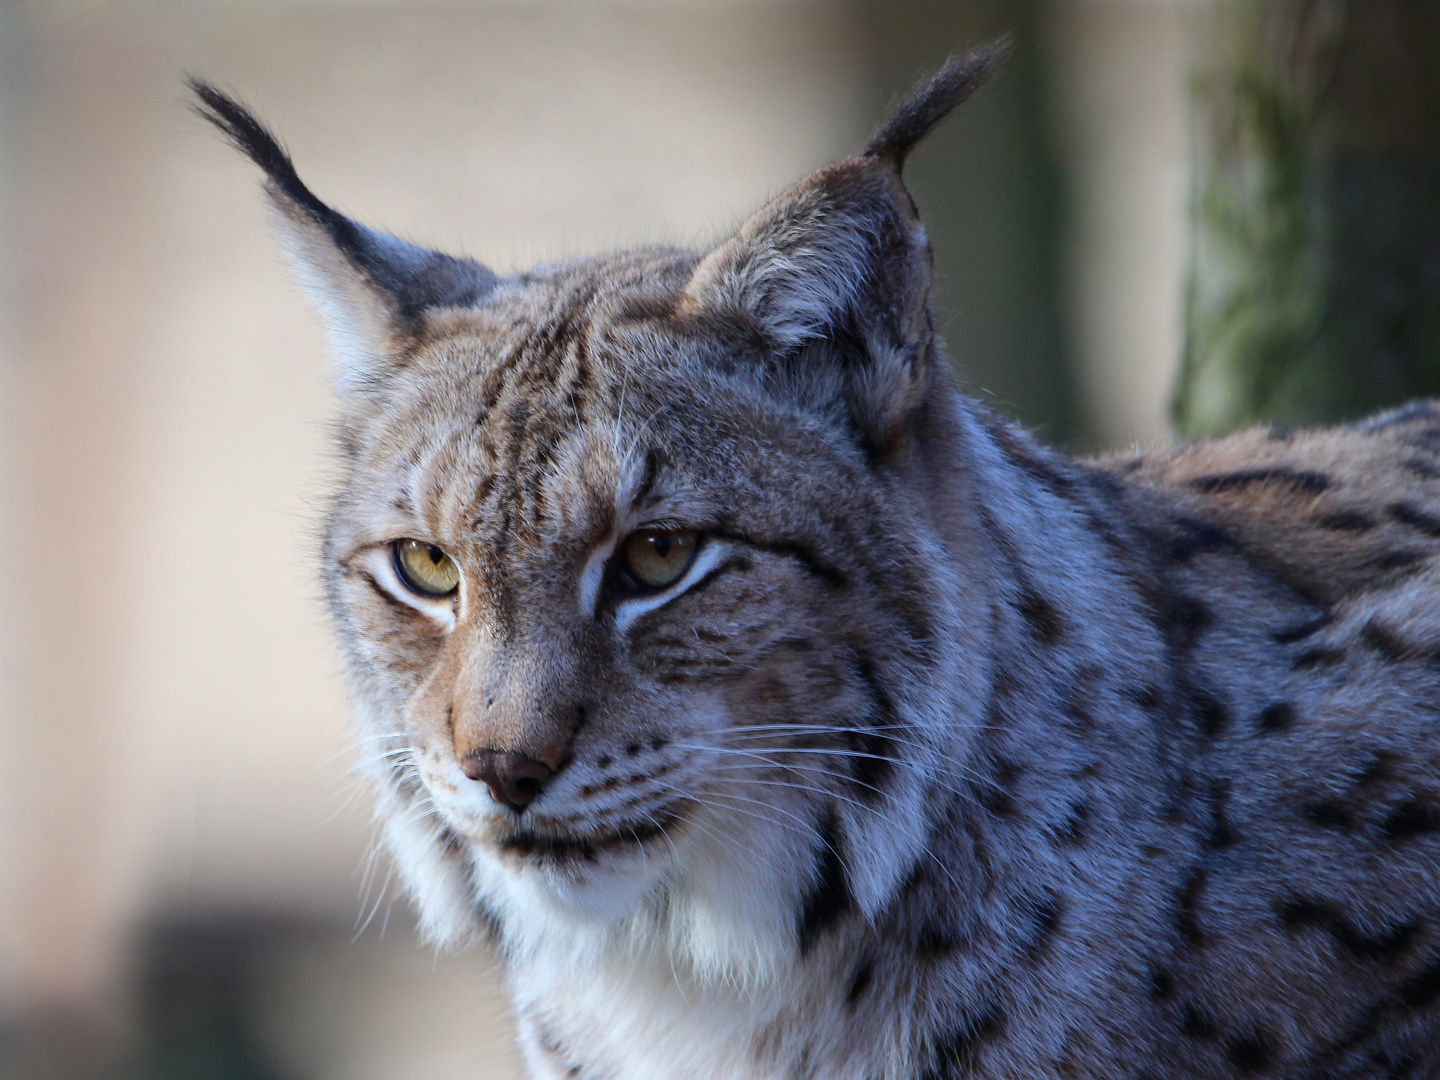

652,535,672,559
427,545,445,566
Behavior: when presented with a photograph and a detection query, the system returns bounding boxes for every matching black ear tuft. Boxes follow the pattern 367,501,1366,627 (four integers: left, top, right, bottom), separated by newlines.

862,38,1011,169
188,76,496,324
188,77,333,229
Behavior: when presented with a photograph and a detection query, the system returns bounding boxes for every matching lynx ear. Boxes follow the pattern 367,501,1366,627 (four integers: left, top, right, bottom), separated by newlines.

190,79,498,394
681,43,1006,452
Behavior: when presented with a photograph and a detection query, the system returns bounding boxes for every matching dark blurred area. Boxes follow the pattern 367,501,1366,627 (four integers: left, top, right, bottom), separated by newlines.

2,2,1432,1079
1179,0,1440,435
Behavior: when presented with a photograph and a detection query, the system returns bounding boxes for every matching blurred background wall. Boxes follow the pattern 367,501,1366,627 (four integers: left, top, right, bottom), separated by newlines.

12,1,1430,1078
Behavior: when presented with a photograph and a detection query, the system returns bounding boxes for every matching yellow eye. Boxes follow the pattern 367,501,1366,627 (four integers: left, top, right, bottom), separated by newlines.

620,529,698,590
393,539,461,598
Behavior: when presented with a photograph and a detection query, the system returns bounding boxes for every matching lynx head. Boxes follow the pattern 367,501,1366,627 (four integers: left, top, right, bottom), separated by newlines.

194,46,1005,979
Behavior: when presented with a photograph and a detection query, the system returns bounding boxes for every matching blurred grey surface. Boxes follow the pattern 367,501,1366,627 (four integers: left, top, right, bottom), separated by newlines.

0,2,1196,1077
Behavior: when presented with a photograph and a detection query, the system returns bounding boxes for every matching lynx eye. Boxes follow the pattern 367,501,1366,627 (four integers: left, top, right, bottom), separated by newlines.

619,529,698,591
393,539,461,598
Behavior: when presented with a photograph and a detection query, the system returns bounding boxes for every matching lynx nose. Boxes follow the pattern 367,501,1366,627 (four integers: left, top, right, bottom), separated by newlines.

461,749,553,812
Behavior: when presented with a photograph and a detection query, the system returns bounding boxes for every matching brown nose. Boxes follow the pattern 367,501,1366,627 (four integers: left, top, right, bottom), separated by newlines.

460,749,553,812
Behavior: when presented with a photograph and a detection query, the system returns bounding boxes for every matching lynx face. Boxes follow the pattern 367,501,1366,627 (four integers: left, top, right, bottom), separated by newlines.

192,56,1003,968
324,254,958,934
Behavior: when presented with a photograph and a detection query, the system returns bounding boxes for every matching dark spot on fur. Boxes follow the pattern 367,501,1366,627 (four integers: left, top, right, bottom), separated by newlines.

1323,1005,1384,1060
845,955,874,1006
1293,646,1346,670
1353,754,1392,788
1017,589,1065,643
1127,683,1165,713
1316,510,1376,533
1381,800,1440,841
632,447,662,506
1256,702,1296,734
1272,612,1332,644
1278,898,1330,929
596,755,612,769
1150,968,1175,1001
1402,457,1440,480
916,923,967,961
1343,920,1420,964
1193,691,1230,740
1181,1003,1217,1039
1177,869,1206,948
849,658,899,803
796,808,853,954
1361,620,1421,661
1368,549,1429,573
1157,593,1211,651
979,759,1021,818
1060,665,1103,732
1226,1030,1274,1073
532,1015,596,1079
1279,898,1419,963
1305,800,1354,830
897,857,931,900
1052,801,1091,846
1023,893,1063,962
1188,468,1330,496
1166,517,1236,561
1162,773,1200,825
1206,780,1239,849
437,824,467,857
1399,953,1440,1009
918,1002,1004,1080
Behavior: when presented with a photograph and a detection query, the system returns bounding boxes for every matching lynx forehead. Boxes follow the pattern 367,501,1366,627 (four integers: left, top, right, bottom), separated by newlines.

197,44,1440,1080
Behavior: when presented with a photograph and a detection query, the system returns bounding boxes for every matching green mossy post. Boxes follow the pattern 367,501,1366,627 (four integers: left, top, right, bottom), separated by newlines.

1177,1,1440,437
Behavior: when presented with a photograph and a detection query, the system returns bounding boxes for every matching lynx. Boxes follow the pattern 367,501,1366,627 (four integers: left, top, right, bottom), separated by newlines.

194,46,1440,1079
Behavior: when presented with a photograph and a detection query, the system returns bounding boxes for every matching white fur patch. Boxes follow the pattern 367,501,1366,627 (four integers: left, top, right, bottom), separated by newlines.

360,545,457,631
612,540,731,634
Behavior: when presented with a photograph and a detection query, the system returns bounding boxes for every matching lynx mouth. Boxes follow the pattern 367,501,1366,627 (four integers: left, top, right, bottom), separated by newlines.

497,806,686,864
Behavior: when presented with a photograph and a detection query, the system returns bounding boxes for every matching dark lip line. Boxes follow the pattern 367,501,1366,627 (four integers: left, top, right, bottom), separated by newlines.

499,807,684,862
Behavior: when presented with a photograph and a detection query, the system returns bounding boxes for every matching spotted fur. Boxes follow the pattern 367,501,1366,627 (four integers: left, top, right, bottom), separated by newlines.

196,45,1439,1079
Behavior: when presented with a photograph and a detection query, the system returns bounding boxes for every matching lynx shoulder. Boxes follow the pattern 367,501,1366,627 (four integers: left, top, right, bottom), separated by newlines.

194,47,1440,1079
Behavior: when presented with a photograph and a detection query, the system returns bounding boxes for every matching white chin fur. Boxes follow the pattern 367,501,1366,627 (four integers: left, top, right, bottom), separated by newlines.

512,846,667,922
466,796,812,988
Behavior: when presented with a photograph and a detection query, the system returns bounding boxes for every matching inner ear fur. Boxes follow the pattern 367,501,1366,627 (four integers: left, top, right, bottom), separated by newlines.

679,43,1007,454
189,78,497,397
685,161,934,448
